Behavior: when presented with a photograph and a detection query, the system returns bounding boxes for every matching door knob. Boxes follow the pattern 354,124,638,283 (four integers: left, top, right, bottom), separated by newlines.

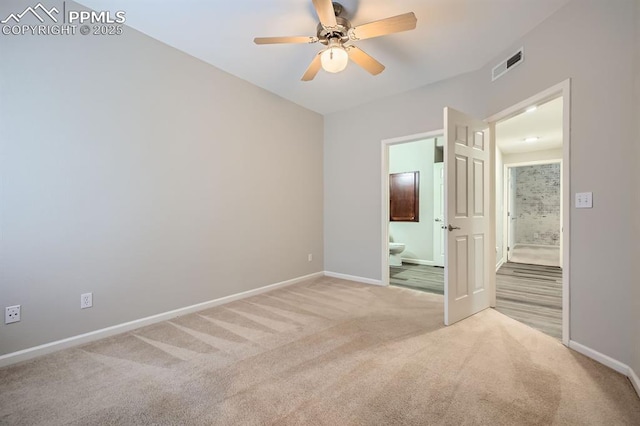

435,218,442,222
447,224,461,232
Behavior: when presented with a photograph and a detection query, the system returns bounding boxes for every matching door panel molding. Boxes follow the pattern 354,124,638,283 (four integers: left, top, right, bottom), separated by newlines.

444,107,491,325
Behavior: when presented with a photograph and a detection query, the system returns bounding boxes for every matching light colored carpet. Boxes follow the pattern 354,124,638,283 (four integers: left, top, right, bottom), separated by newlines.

1,276,639,425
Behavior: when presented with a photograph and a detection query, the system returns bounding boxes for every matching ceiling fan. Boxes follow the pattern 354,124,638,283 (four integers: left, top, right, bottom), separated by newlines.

254,0,417,81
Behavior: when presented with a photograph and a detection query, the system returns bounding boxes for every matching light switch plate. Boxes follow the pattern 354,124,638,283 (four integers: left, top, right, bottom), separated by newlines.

575,192,593,208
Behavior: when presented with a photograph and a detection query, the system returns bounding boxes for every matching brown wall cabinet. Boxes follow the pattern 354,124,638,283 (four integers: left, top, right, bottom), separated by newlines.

390,171,419,222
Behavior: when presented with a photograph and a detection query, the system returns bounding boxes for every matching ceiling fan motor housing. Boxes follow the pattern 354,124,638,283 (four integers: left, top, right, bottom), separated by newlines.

316,16,351,45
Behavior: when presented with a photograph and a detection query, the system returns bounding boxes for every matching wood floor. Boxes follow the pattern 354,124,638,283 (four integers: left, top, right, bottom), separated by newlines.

390,263,444,294
390,261,563,339
495,262,562,339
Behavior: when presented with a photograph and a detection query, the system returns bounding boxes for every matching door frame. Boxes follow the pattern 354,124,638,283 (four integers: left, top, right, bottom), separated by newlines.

381,129,444,286
486,79,571,346
432,162,445,267
506,165,516,263
503,159,563,268
379,80,570,344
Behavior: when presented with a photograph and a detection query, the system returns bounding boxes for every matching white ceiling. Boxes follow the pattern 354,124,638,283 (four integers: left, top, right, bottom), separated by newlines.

496,97,563,155
77,0,571,114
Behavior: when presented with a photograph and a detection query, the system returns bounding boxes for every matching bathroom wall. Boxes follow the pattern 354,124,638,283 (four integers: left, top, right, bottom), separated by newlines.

514,164,561,246
389,139,435,264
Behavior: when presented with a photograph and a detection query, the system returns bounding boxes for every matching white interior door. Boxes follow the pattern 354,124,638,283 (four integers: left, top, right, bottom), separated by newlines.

433,163,445,267
444,107,491,326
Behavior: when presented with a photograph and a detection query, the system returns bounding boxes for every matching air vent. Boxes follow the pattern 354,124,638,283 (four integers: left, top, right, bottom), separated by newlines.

492,47,524,81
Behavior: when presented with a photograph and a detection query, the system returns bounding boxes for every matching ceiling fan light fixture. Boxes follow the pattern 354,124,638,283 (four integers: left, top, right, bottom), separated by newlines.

254,1,418,81
320,39,348,73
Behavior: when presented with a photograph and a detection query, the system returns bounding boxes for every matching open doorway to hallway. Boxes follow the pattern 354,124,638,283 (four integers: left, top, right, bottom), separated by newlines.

506,162,561,267
494,96,564,340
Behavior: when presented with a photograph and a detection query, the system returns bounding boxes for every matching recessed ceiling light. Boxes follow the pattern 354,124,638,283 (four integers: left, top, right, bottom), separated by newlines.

526,106,538,113
524,137,539,143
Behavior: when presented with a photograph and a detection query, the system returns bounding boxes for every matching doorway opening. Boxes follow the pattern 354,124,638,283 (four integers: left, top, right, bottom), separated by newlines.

492,92,567,342
381,81,568,336
382,131,445,295
506,161,562,267
382,107,493,327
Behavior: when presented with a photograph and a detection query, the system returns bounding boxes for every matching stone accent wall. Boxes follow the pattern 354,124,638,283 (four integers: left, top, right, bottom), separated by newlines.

515,163,561,246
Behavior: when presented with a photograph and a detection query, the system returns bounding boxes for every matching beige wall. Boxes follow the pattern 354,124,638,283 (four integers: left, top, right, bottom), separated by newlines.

324,71,484,277
632,0,640,383
325,0,637,364
0,1,324,355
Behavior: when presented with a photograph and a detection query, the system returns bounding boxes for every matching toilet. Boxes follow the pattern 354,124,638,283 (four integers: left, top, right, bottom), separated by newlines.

389,242,406,267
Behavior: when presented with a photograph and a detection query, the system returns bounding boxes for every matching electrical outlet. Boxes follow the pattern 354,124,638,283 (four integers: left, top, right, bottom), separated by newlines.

308,254,313,262
5,305,21,324
81,293,93,309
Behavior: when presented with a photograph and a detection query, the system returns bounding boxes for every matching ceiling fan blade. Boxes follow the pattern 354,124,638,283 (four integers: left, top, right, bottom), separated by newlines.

254,36,318,45
347,46,385,75
349,12,417,41
301,53,323,81
312,0,337,28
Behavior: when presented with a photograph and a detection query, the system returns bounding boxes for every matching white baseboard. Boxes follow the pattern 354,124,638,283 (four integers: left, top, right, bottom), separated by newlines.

568,340,629,375
568,341,640,398
629,366,640,398
401,258,437,266
0,271,323,368
324,271,384,286
496,258,504,271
